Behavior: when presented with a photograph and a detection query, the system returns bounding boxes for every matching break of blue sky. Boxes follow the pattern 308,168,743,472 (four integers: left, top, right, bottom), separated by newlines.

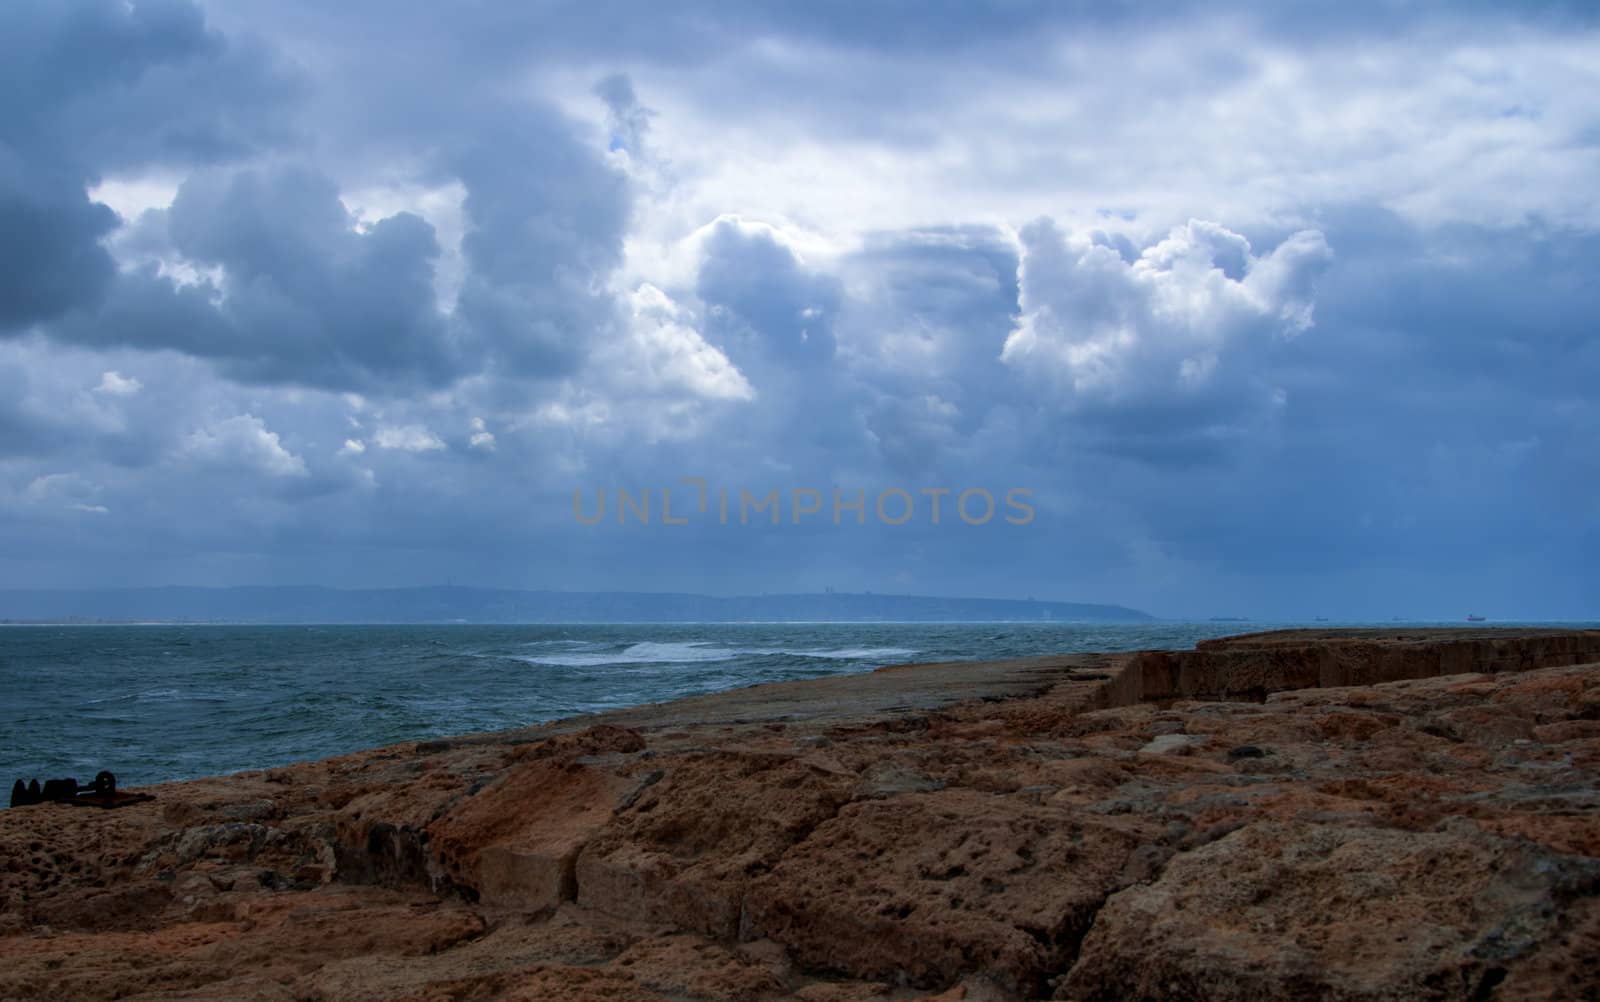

1,0,1596,619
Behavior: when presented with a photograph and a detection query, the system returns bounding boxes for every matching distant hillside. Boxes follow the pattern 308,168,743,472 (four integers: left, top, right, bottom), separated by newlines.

0,586,1153,624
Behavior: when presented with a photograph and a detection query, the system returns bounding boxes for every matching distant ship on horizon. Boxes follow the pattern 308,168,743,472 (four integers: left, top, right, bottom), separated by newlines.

1466,614,1487,622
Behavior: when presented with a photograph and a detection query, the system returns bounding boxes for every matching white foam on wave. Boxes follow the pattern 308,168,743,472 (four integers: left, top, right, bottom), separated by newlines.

508,641,919,668
85,687,184,704
785,646,919,661
515,641,742,667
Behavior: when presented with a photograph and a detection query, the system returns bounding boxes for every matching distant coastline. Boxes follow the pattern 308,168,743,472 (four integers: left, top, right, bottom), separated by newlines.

0,586,1154,625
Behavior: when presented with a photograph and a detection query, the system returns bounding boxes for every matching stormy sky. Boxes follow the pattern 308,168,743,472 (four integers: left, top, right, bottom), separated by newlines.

2,0,1597,619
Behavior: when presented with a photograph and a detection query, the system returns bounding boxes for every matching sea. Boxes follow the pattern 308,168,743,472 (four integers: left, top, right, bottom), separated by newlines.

0,620,1561,788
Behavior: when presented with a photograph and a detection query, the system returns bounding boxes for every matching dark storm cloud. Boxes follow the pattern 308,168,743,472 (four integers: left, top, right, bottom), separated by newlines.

2,1,632,392
40,165,463,391
169,165,458,388
0,174,119,332
448,101,631,379
836,226,1021,471
1,0,297,170
0,0,296,334
698,221,841,368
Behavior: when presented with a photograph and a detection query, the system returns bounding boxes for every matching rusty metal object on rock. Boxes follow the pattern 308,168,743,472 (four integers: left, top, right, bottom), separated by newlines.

7,771,154,810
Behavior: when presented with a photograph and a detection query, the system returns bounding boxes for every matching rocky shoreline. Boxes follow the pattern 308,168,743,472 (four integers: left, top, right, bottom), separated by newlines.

2,628,1598,1000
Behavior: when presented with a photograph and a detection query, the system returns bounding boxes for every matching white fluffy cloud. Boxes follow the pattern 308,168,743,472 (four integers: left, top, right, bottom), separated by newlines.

372,424,447,452
180,415,309,478
1002,219,1332,408
94,370,143,396
618,283,755,402
468,416,496,451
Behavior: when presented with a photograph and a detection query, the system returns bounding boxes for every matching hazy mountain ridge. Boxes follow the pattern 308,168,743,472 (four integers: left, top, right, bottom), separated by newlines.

0,587,1152,624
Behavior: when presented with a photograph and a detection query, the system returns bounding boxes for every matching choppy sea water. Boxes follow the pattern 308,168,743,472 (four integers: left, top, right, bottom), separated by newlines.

0,620,1556,787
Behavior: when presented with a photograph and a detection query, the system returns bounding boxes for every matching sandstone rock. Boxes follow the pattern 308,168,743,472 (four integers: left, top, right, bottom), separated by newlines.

429,759,629,912
746,788,1148,994
853,760,946,798
576,750,855,938
1058,821,1600,1000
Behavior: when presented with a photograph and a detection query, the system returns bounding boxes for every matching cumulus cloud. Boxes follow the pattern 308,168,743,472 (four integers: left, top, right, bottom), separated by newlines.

0,344,159,460
468,417,497,451
620,284,755,402
94,371,143,396
1000,219,1332,456
0,0,297,336
372,425,446,452
43,164,461,391
3,1,633,397
180,414,308,478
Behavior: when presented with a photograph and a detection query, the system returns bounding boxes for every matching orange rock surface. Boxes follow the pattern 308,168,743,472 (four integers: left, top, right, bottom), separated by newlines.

2,628,1598,1000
